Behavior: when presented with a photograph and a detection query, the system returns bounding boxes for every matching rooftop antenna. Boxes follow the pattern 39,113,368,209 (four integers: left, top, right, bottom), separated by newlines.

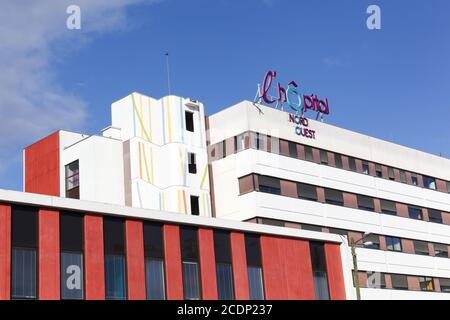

165,52,171,96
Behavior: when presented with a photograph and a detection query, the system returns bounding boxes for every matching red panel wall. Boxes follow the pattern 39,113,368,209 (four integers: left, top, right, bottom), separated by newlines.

39,209,60,300
84,215,105,300
163,224,183,300
324,243,346,300
0,205,11,300
24,131,60,196
198,228,218,300
260,236,315,300
230,232,250,300
125,220,146,300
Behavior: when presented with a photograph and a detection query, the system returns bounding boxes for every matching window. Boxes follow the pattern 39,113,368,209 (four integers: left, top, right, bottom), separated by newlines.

413,240,429,256
363,234,380,249
428,209,442,224
188,153,197,174
11,206,37,299
320,150,328,165
357,195,374,212
65,160,80,199
324,188,344,206
362,161,369,175
411,173,418,186
270,136,280,154
190,195,200,216
440,278,450,292
434,243,448,258
235,133,247,153
258,218,285,227
288,141,297,158
447,181,450,193
386,236,402,252
419,277,434,291
258,176,281,195
217,141,226,159
185,111,194,132
144,222,166,300
60,212,84,300
388,167,395,181
408,206,423,220
423,176,436,190
297,183,318,201
375,164,382,178
334,153,343,169
366,271,386,289
348,157,356,172
245,234,264,300
181,227,201,300
310,242,330,300
391,274,408,290
380,200,397,215
214,231,234,300
329,228,348,237
304,146,314,162
301,224,323,232
104,217,127,300
239,175,255,195
252,132,266,151
400,170,407,183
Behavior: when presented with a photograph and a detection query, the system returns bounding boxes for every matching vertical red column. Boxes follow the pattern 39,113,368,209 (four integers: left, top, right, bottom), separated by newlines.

84,215,105,300
38,209,60,300
125,220,146,300
230,232,249,300
198,228,218,300
324,243,347,300
0,205,11,300
163,224,183,300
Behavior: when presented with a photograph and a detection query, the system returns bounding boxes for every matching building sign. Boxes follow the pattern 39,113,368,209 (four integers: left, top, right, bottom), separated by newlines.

255,70,330,139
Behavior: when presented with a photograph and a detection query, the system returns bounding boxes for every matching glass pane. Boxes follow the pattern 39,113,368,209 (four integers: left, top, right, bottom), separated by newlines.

214,231,232,264
334,154,343,169
245,234,262,267
105,255,127,300
320,150,328,164
357,195,374,211
313,271,330,300
183,262,201,300
271,136,280,154
11,248,36,299
216,263,234,300
298,183,318,201
145,258,166,300
180,226,199,261
258,176,281,195
60,212,83,252
248,266,264,300
61,252,84,299
362,161,369,174
348,157,356,171
288,142,297,158
65,160,79,177
408,207,422,220
104,217,125,255
324,189,343,206
305,146,313,162
381,200,397,215
12,206,37,248
144,222,164,259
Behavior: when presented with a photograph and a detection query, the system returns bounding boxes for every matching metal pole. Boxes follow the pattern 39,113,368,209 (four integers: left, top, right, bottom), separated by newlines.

165,52,171,96
351,238,361,300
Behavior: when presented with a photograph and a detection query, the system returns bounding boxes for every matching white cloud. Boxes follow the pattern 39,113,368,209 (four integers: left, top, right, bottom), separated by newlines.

0,0,157,181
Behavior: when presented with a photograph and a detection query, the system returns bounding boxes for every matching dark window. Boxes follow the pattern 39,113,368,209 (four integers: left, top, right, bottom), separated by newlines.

400,170,407,183
423,176,436,190
324,188,344,206
11,206,38,299
245,234,264,300
301,224,323,232
428,209,442,224
419,277,434,291
334,153,343,169
408,206,423,220
65,160,79,199
380,200,397,215
60,212,84,300
386,236,402,252
180,227,201,300
214,231,234,300
440,278,450,292
144,222,165,300
363,234,380,249
304,146,314,162
391,274,408,290
188,153,197,174
357,195,374,212
288,142,297,158
434,243,448,258
185,111,194,132
447,181,450,193
310,242,330,300
104,217,126,300
297,183,318,201
411,173,418,186
328,228,348,237
388,167,395,181
375,164,382,178
362,161,369,175
320,150,328,165
413,240,429,256
258,218,285,227
258,176,281,195
348,157,356,172
190,195,200,216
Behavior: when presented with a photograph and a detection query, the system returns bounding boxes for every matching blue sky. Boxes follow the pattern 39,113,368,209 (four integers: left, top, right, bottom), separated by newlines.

1,0,450,191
